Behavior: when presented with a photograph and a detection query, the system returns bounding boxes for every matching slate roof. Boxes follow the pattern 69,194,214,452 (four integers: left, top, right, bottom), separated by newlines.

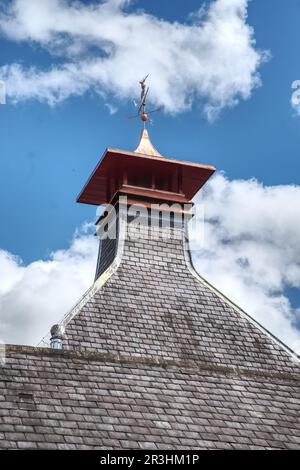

1,213,300,449
66,223,299,374
1,345,300,450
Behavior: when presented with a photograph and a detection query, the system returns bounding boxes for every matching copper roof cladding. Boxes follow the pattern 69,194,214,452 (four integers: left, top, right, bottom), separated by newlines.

77,147,216,206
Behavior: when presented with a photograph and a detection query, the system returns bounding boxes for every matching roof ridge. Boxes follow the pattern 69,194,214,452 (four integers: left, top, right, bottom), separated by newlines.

5,345,300,383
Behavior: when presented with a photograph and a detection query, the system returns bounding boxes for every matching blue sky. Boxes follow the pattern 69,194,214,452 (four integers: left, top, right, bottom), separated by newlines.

1,0,300,347
1,0,300,262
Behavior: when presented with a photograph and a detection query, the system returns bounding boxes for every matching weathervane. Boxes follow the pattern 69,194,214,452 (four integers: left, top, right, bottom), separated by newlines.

128,75,162,128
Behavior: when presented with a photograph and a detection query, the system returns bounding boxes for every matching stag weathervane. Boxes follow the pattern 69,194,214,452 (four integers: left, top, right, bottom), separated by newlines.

128,75,162,128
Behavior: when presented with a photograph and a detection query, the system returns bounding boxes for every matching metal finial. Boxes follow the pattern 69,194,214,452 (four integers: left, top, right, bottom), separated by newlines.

134,128,162,157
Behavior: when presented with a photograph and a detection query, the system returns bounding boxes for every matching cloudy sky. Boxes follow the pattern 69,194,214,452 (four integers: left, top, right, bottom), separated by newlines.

0,0,300,351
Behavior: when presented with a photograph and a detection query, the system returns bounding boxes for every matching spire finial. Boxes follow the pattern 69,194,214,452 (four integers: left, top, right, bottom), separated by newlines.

134,128,162,157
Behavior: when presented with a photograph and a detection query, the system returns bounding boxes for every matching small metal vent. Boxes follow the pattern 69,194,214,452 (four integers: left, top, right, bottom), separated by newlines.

50,324,65,350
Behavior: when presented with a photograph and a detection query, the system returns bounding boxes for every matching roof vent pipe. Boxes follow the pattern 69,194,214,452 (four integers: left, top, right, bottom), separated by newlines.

50,324,65,350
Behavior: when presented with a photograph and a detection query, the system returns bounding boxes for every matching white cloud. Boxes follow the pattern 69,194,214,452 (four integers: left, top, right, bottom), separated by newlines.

0,224,98,345
0,0,266,118
0,177,300,352
194,174,300,351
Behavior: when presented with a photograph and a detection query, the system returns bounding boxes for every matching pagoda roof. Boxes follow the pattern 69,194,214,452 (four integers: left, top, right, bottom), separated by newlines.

77,146,215,206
